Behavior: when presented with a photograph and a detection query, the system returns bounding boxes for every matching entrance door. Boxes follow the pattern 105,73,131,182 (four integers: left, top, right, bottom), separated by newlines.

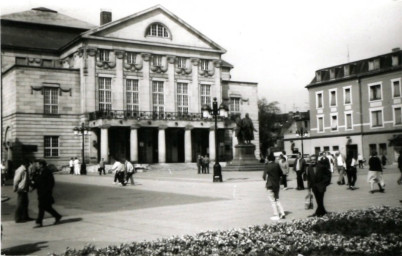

346,144,358,159
138,128,158,163
109,127,130,161
166,128,185,163
192,128,209,161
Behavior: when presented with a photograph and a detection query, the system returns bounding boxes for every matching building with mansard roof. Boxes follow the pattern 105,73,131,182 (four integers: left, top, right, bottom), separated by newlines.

288,48,402,163
1,5,259,168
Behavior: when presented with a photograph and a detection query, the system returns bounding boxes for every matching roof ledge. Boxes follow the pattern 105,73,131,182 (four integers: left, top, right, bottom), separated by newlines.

31,7,58,13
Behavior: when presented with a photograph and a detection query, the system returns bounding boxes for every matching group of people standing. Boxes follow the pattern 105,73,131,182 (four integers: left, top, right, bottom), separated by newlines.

196,155,210,174
111,158,136,186
69,157,86,175
13,159,62,227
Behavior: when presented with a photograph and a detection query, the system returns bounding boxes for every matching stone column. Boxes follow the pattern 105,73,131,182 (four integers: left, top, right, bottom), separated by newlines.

141,53,151,111
82,47,97,112
184,125,193,163
100,126,110,162
191,58,200,113
166,56,176,112
130,125,139,162
232,128,237,158
158,125,167,163
209,126,216,161
114,50,125,110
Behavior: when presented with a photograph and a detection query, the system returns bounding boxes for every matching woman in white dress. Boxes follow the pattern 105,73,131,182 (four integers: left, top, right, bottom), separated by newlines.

73,157,81,175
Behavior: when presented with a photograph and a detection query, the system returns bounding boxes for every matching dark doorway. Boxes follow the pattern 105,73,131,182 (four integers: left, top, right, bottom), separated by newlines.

346,144,358,159
138,128,158,164
192,128,209,161
109,127,130,161
166,128,185,163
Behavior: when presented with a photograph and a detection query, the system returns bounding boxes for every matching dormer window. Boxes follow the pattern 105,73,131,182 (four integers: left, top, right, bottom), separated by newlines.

392,55,399,66
344,65,350,76
316,71,322,82
330,68,335,79
368,58,380,71
146,23,169,38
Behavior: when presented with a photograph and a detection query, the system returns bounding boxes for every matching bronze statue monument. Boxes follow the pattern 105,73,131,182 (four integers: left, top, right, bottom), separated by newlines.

235,113,257,145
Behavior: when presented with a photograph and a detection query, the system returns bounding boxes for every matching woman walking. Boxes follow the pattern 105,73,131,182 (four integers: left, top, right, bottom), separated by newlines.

367,152,385,193
263,153,285,221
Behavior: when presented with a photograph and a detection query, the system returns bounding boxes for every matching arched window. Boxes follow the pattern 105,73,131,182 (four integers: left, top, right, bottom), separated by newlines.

146,23,170,38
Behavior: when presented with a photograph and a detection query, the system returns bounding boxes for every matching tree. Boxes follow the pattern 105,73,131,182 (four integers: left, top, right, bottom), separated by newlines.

258,98,282,157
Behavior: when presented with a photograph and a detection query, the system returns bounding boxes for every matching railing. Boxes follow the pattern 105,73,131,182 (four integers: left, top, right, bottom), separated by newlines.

88,110,212,121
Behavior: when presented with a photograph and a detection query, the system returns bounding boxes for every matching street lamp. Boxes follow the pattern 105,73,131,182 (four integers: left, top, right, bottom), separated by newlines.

202,97,228,182
73,123,90,164
295,120,309,157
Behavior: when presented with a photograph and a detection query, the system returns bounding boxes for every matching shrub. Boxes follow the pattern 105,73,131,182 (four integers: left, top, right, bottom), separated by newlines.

54,206,402,256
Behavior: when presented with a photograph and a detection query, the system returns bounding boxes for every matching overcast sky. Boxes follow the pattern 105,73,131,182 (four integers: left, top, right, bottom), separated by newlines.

2,0,401,112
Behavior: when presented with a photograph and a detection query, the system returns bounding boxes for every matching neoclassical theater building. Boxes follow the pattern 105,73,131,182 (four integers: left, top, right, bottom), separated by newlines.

1,5,259,167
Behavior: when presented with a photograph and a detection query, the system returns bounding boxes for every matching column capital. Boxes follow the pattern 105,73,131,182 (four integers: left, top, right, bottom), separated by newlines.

86,47,97,57
167,55,176,64
185,125,194,130
209,125,216,131
191,58,200,66
130,124,141,129
159,124,168,130
115,50,125,59
100,124,111,129
141,53,151,62
213,59,222,68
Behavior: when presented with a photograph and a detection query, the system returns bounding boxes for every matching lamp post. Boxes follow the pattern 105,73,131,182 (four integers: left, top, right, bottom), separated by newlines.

202,97,228,182
73,123,90,164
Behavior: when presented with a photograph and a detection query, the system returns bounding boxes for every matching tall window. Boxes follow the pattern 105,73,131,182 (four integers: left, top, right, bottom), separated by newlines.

344,87,351,104
346,113,353,130
44,87,58,114
177,57,187,68
230,98,241,113
393,79,401,98
146,23,169,38
152,81,164,113
177,83,188,114
44,136,59,157
99,77,112,111
99,49,110,62
331,114,338,131
318,116,324,132
395,107,402,125
371,109,383,127
316,92,323,108
330,90,337,107
126,52,136,64
369,84,382,101
200,84,211,107
200,59,209,71
369,144,377,155
153,55,162,67
126,79,139,112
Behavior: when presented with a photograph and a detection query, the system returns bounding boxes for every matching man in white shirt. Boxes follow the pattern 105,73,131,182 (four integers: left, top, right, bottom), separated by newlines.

112,159,125,186
125,160,135,185
335,152,346,185
13,161,34,223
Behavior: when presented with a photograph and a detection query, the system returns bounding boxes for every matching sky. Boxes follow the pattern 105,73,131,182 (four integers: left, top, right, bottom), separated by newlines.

1,0,401,112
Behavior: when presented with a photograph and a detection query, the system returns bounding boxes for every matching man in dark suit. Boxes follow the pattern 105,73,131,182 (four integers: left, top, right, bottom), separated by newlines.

306,156,332,217
293,152,306,190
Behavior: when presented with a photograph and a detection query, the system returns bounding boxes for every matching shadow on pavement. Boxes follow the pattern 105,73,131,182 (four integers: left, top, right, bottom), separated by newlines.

58,217,83,225
1,241,48,255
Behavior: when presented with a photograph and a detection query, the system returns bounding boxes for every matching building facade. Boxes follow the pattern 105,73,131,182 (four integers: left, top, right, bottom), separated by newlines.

1,6,259,169
303,48,402,162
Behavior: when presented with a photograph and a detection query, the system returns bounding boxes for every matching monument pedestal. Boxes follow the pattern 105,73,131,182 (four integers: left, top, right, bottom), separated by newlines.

224,144,264,171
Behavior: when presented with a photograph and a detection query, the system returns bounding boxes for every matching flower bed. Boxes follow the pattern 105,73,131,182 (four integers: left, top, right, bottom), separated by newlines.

56,206,401,256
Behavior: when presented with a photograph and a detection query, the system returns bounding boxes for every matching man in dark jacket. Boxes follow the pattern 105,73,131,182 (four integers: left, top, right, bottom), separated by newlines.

293,152,306,190
32,159,62,227
306,156,332,217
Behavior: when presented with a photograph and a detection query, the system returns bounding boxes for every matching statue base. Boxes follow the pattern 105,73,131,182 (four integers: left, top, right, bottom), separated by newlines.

224,144,264,171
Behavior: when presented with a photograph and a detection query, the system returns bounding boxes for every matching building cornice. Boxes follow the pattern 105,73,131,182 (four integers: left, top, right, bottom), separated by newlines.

283,129,402,141
2,64,79,76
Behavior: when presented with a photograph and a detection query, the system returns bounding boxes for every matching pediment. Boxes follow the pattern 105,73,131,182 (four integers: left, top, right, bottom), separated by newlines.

83,5,225,53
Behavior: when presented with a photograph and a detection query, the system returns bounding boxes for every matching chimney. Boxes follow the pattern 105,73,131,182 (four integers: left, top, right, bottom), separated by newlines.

100,10,112,25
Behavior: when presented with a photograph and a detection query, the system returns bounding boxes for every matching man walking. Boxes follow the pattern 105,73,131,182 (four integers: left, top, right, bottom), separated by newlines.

13,160,34,223
335,152,346,185
69,158,74,175
293,152,306,190
32,159,62,227
98,158,106,175
112,159,125,186
125,160,135,185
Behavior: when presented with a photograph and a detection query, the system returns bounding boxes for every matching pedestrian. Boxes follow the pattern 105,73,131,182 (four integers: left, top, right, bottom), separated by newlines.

263,153,286,221
203,155,210,174
112,159,125,186
398,150,402,185
13,160,34,223
357,154,364,169
367,152,385,193
306,155,332,217
197,155,202,174
31,159,62,227
125,160,135,185
278,154,289,190
69,158,74,175
1,160,7,186
293,152,306,190
381,154,387,168
73,157,80,175
81,162,87,175
335,152,346,185
346,153,358,190
98,158,106,175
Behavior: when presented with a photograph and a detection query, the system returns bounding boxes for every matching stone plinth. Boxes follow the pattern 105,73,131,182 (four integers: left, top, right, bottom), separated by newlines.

224,144,264,171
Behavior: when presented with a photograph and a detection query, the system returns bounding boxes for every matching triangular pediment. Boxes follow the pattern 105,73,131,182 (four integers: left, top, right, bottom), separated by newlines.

82,5,226,53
